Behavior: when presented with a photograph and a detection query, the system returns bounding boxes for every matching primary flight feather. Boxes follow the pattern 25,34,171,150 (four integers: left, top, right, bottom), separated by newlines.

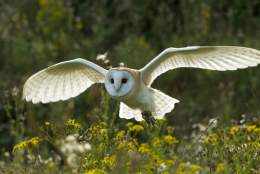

23,46,260,121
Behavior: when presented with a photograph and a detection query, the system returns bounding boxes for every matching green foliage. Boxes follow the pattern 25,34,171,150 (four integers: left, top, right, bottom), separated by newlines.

1,116,260,173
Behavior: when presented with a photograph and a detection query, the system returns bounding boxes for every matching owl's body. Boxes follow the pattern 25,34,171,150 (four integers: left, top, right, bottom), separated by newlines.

103,67,179,121
23,46,260,121
107,67,149,109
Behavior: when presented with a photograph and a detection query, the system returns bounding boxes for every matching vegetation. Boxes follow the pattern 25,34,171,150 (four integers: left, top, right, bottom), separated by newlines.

2,117,260,173
0,0,259,173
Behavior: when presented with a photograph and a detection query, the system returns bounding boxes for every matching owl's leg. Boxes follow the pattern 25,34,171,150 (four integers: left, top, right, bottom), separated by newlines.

142,111,156,125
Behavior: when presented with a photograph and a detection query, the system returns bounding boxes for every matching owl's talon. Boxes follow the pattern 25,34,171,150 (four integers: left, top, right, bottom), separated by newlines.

142,111,157,126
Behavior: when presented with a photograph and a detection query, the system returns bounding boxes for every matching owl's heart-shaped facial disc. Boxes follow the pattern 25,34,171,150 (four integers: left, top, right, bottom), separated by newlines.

104,69,135,97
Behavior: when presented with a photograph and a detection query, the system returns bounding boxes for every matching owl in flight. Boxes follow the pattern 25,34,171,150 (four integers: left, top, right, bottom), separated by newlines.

23,46,260,121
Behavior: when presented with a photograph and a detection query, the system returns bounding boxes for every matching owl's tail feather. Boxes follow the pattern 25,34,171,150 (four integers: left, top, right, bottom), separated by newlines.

149,88,179,119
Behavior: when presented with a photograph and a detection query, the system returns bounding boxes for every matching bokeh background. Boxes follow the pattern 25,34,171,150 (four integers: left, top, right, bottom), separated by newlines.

1,0,260,152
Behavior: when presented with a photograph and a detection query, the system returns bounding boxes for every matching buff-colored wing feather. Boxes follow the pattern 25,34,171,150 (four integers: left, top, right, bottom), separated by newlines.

140,46,260,86
23,58,108,104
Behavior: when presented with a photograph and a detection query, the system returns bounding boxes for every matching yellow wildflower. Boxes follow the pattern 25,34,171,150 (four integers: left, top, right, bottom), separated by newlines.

102,154,116,168
204,133,218,145
116,140,127,149
128,141,137,150
245,125,257,133
129,124,144,132
176,162,188,174
38,0,49,7
176,162,202,174
13,141,28,152
138,143,151,154
216,163,225,173
126,122,133,128
230,126,239,134
163,135,178,145
84,169,108,174
66,119,81,129
116,130,125,139
190,164,202,173
254,127,260,133
167,126,175,134
47,162,55,169
152,137,162,146
99,122,107,128
163,159,175,166
13,137,40,152
29,137,40,146
93,160,99,166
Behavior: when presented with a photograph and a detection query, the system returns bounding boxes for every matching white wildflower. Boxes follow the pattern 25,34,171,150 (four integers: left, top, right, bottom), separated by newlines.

119,62,125,67
84,143,91,151
240,114,246,124
67,153,77,167
208,118,218,129
104,59,110,64
12,87,19,96
96,52,108,61
60,134,91,167
4,152,10,158
65,134,77,142
157,163,167,172
197,123,206,131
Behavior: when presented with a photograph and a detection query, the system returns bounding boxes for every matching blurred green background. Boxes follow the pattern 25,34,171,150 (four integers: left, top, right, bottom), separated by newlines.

0,0,260,152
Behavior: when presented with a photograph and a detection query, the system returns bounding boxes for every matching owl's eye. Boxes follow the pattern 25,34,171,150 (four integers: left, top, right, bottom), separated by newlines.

122,78,128,84
110,78,114,84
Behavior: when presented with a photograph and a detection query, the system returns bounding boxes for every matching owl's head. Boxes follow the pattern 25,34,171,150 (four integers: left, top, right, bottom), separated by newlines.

104,69,135,98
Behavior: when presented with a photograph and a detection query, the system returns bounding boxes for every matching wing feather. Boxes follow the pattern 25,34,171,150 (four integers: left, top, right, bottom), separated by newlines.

50,70,60,102
140,46,260,86
23,58,108,103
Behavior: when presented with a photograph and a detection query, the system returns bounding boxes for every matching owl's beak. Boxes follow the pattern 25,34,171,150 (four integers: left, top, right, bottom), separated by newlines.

114,80,122,92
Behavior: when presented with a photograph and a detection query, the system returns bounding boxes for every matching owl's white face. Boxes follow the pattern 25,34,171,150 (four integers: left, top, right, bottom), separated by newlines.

104,69,135,98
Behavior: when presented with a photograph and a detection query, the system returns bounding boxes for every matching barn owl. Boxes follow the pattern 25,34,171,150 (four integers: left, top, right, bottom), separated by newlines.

23,46,260,122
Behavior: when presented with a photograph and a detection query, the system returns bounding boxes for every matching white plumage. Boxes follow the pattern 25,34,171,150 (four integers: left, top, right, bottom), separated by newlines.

141,46,260,86
23,46,260,121
23,59,107,104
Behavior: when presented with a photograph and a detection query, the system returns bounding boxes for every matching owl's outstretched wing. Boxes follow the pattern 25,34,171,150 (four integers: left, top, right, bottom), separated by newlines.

23,58,108,104
140,46,260,86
